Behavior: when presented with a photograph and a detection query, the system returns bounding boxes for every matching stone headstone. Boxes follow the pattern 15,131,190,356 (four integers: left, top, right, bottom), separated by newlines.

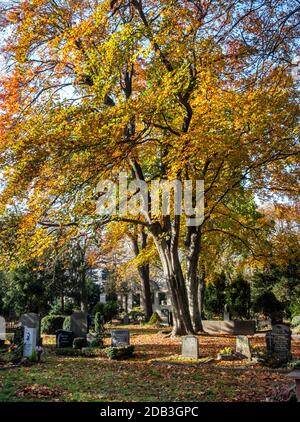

111,329,130,346
123,315,130,325
266,324,292,362
23,327,37,357
70,311,88,338
20,313,41,341
0,316,5,341
224,304,231,321
56,330,73,348
181,335,199,359
236,335,252,359
100,294,107,304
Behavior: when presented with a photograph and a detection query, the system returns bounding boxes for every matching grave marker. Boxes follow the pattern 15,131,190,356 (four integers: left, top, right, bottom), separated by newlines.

236,335,252,359
266,324,292,362
181,335,199,359
70,311,88,338
111,329,130,346
23,327,37,357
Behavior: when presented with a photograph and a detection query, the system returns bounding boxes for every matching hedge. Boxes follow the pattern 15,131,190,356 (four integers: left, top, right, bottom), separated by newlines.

105,345,134,360
41,315,65,334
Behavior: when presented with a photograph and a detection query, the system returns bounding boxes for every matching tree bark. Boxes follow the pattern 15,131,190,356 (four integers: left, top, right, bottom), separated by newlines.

186,228,203,332
150,221,194,336
130,231,153,321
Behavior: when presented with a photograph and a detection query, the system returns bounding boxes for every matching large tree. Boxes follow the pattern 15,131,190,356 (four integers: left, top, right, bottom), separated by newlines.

0,1,299,334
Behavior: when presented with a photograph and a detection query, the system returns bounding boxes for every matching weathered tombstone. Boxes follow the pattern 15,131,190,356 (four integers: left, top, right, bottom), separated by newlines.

0,316,5,341
23,326,37,357
181,335,199,359
236,335,252,359
70,311,88,338
100,294,107,304
266,324,292,362
56,330,74,348
20,313,41,341
111,329,130,346
123,315,130,325
224,304,231,321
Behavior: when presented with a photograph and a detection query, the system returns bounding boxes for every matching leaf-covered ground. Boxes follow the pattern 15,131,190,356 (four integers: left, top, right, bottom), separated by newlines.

0,326,299,402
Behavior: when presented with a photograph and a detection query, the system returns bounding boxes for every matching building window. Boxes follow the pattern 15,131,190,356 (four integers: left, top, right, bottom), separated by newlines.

158,292,167,306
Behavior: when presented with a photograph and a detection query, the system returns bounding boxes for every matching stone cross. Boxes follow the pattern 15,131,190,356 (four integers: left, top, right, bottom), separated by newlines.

181,335,199,359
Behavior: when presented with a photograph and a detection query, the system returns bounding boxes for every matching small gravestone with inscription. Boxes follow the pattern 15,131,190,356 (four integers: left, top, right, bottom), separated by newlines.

236,335,252,359
266,324,292,362
56,330,74,348
111,330,130,346
181,335,199,359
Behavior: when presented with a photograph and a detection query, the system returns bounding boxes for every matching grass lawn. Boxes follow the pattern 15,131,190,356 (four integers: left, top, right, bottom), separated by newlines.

0,326,299,402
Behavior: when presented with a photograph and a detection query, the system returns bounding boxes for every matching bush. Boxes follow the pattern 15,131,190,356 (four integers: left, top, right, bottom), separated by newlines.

94,312,105,347
92,301,118,322
90,338,102,348
49,300,74,316
147,312,162,326
129,307,145,322
293,324,300,334
55,347,102,357
252,292,284,323
28,349,38,363
63,316,71,331
73,337,87,349
41,315,65,334
105,345,134,360
55,348,83,357
291,315,300,328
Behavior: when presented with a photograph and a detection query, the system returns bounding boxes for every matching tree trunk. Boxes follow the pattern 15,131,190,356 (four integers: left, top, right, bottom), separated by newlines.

151,224,194,336
80,270,88,312
186,229,203,332
60,288,65,314
130,232,153,321
138,263,153,321
198,263,206,319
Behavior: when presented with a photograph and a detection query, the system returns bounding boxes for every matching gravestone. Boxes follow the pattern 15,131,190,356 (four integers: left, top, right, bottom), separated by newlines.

224,304,231,321
70,311,88,338
111,329,130,346
236,335,252,359
23,326,37,357
100,294,107,304
56,330,73,348
20,313,41,341
181,335,199,359
266,324,292,362
123,315,130,325
0,316,5,341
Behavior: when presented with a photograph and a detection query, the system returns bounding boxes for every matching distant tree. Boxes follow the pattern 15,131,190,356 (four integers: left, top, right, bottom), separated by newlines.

203,272,226,319
225,275,251,319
